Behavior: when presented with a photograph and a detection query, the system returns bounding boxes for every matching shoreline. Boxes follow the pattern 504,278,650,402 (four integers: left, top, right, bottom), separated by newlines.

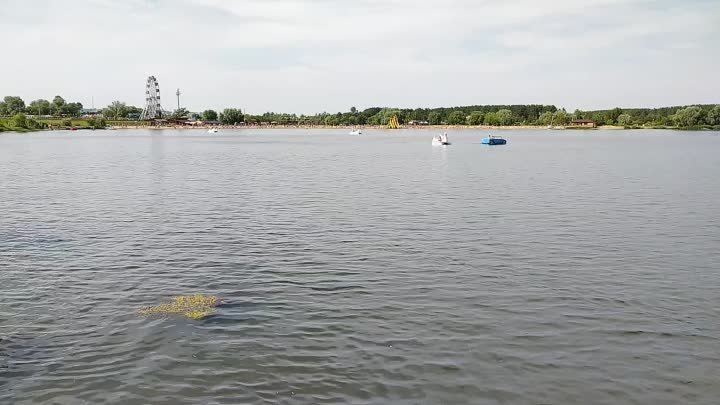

1,124,703,134
101,124,628,130
105,124,552,130
101,124,672,131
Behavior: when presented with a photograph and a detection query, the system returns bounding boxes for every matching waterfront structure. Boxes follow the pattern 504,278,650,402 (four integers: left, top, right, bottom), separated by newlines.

79,108,101,117
140,76,163,120
569,119,597,128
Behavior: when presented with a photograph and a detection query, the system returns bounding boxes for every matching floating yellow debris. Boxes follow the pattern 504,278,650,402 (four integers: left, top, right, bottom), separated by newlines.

138,294,219,320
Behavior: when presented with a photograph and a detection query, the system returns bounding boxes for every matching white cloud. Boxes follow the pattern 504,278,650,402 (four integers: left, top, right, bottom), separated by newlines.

1,0,718,113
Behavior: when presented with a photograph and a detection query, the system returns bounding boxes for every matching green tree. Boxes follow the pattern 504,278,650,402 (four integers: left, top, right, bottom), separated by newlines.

496,109,513,126
342,114,357,125
3,96,26,115
324,115,338,126
52,95,65,106
483,112,498,126
62,102,83,116
52,95,66,115
28,99,51,115
202,110,218,121
538,111,553,125
126,105,142,116
376,108,401,125
104,101,128,119
553,110,569,125
350,106,357,114
466,111,484,125
87,118,107,128
705,105,720,126
220,108,244,124
672,106,703,128
428,111,442,125
26,118,44,129
11,113,27,128
366,114,380,125
171,108,189,119
617,113,632,127
447,110,465,125
411,108,427,122
590,112,606,126
367,108,394,125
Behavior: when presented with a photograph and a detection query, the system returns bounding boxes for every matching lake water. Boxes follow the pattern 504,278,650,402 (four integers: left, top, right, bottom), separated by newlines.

1,128,719,405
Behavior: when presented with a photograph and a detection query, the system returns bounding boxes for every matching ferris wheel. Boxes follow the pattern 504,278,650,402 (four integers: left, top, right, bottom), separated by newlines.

140,75,163,120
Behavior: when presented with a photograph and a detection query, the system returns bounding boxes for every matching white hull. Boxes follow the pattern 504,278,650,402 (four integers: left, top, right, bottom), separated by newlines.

432,139,450,146
349,130,362,135
208,128,219,133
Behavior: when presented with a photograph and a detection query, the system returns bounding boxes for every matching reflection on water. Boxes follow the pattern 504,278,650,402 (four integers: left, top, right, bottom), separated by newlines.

1,129,719,405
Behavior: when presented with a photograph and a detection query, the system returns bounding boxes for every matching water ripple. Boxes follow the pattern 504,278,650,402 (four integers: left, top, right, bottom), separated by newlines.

1,129,720,404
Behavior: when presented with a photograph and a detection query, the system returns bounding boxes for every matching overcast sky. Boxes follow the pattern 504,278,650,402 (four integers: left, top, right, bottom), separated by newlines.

2,0,718,114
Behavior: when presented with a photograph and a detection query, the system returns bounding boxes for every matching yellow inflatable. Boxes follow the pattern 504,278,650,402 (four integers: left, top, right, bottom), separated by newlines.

387,115,400,129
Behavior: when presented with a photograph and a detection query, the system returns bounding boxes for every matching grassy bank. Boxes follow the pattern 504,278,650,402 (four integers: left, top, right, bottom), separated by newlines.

0,116,46,132
39,118,109,129
1,115,108,132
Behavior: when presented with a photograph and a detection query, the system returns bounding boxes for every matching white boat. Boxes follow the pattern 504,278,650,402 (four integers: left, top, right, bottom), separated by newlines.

349,129,362,135
432,133,450,146
207,128,219,134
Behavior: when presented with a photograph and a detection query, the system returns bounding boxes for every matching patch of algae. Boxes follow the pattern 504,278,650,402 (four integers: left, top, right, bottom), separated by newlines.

138,294,219,320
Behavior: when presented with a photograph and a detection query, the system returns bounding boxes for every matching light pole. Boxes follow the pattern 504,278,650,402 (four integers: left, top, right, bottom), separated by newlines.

176,88,181,110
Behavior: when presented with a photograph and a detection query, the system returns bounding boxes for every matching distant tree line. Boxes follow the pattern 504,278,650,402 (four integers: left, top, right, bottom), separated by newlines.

240,105,558,126
0,94,109,131
241,104,719,129
572,105,720,128
3,94,719,130
0,95,84,117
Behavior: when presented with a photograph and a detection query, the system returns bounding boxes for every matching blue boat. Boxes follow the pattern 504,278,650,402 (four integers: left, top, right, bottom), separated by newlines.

481,135,507,145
